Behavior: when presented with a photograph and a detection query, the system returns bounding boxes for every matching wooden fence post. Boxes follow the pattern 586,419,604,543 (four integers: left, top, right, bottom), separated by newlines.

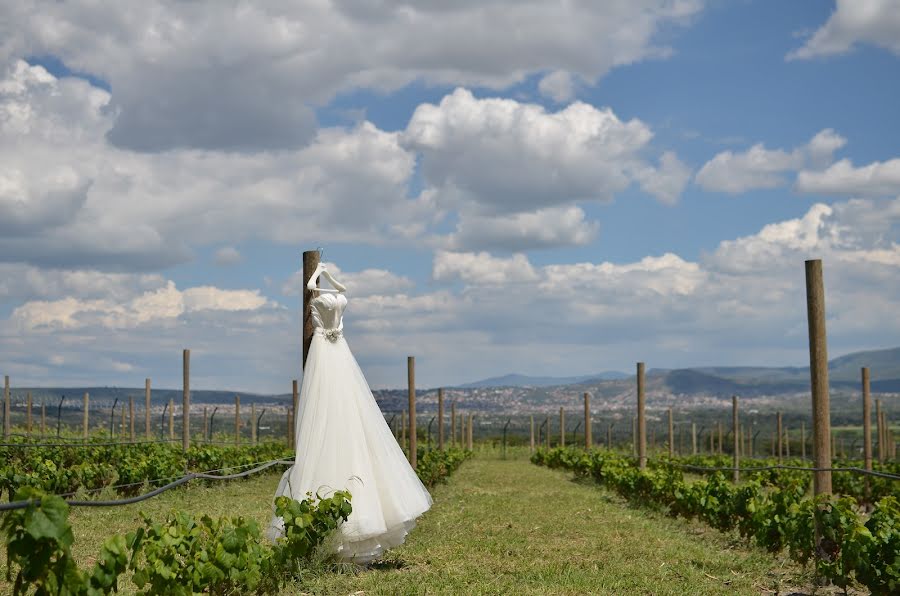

203,407,209,443
438,388,445,451
302,250,319,371
733,396,740,483
637,362,646,469
168,399,174,441
83,392,90,440
251,403,257,445
559,407,565,448
584,393,592,449
235,396,241,446
530,415,535,453
26,392,32,436
145,378,151,440
777,412,783,464
805,258,832,495
129,396,135,442
183,349,190,451
3,375,9,439
408,356,417,468
668,407,674,457
450,401,456,448
291,379,299,448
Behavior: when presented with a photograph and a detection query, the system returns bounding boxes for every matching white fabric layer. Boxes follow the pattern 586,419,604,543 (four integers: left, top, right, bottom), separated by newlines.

266,292,433,563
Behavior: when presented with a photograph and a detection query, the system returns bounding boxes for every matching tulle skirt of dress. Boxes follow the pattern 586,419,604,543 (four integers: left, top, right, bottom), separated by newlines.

266,332,433,563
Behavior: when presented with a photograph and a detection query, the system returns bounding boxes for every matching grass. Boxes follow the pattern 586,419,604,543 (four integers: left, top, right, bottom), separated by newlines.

2,447,826,595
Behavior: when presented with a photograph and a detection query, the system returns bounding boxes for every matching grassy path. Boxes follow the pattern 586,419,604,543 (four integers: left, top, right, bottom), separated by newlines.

298,452,809,595
2,452,813,595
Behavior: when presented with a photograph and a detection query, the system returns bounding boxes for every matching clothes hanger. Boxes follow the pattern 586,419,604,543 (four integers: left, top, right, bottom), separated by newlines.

307,248,347,294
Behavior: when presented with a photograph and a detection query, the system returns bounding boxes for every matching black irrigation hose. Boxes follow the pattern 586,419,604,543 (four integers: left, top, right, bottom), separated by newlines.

0,459,294,511
674,463,900,481
0,436,263,448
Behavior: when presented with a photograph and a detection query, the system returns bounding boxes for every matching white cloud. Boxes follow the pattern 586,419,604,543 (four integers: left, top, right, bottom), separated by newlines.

403,88,688,215
694,128,847,194
538,70,576,103
3,1,703,152
796,158,900,197
788,0,900,60
445,206,599,251
432,251,539,285
214,247,242,266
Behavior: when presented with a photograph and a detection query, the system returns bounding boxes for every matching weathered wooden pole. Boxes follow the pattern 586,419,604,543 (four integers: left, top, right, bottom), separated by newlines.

129,396,135,442
291,379,299,448
83,392,90,440
408,356,417,467
530,415,535,453
166,398,173,440
40,403,46,437
668,407,674,457
776,412,783,463
559,407,565,448
876,399,884,464
26,392,32,436
203,407,209,443
637,362,646,469
183,349,190,451
251,403,257,445
733,396,740,482
450,401,457,448
584,393,592,449
145,378,152,439
692,422,697,455
717,421,723,455
302,250,320,370
806,258,832,495
3,375,9,439
438,388,445,451
235,395,241,446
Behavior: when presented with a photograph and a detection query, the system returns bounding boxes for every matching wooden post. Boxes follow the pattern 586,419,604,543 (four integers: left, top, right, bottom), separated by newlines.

692,422,697,455
438,388,445,451
26,392,32,436
717,421,723,456
203,407,209,443
732,396,740,482
668,407,674,457
460,414,466,449
83,392,90,440
559,407,565,448
251,403,257,445
637,362,646,469
291,379,299,448
129,396,135,442
584,393,592,449
40,403,46,437
168,399,174,440
530,415,535,453
805,258,832,495
408,356,417,467
801,421,806,459
450,401,457,448
120,401,126,438
302,250,320,371
776,412,783,463
145,378,151,440
876,399,884,464
3,375,9,439
468,413,473,450
234,396,241,446
183,349,190,451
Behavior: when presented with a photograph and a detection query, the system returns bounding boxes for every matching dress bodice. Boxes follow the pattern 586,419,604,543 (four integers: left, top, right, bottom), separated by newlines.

310,292,347,331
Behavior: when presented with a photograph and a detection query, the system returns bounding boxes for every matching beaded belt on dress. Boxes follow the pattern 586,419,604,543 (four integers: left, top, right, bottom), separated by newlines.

314,327,343,342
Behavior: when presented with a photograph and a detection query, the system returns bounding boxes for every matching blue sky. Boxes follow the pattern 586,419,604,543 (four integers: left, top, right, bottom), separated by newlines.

2,1,899,391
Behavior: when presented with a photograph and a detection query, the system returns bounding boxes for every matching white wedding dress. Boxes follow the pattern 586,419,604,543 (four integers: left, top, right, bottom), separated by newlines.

266,291,433,563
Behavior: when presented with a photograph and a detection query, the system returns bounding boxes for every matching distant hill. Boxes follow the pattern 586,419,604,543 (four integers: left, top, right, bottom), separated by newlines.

457,371,629,389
